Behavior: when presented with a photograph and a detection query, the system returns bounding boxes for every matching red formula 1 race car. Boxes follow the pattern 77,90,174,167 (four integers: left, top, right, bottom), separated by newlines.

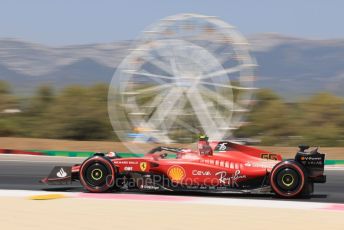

41,141,326,198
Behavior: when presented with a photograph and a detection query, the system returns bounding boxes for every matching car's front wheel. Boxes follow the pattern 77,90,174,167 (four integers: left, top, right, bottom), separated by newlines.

270,161,308,198
79,156,116,193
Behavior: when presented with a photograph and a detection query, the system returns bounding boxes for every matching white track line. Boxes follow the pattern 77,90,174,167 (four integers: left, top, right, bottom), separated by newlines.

186,197,330,210
0,189,73,197
326,166,344,171
0,189,343,212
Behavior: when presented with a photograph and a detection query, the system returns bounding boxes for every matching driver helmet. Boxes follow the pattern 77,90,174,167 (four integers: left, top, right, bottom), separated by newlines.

107,152,117,158
199,134,209,141
198,135,212,155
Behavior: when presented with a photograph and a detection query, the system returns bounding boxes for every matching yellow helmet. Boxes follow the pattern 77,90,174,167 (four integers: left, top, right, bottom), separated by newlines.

199,134,209,141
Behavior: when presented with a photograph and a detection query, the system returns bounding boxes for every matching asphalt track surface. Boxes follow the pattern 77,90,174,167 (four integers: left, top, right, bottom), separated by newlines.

0,154,343,203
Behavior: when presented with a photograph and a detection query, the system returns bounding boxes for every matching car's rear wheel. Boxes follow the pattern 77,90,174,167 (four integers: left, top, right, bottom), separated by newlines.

79,156,116,193
270,161,307,198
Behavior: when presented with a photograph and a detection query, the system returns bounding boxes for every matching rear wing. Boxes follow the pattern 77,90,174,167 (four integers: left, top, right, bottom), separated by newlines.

295,146,326,182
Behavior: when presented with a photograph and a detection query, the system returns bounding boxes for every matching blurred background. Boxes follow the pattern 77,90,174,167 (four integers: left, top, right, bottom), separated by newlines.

1,0,344,147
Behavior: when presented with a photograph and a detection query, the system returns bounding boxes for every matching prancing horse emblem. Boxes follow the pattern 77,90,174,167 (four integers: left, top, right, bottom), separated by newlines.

140,162,147,171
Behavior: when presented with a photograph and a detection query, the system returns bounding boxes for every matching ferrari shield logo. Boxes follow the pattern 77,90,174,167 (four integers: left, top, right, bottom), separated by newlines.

140,162,147,171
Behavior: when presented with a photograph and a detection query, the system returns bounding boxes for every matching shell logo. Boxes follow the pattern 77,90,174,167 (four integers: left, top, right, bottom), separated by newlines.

167,165,186,182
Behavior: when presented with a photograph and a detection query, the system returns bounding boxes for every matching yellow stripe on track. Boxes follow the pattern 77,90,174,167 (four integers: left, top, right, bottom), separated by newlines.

28,194,67,200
